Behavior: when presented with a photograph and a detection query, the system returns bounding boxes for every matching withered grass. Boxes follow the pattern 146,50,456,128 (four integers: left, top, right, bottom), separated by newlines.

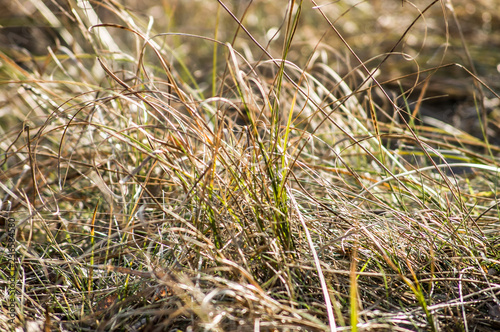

1,1,499,331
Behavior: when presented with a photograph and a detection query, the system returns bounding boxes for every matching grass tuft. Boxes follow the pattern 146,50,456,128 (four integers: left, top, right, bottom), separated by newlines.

1,0,499,331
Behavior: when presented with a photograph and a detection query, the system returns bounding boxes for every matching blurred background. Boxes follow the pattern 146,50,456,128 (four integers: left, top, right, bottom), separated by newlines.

1,0,500,142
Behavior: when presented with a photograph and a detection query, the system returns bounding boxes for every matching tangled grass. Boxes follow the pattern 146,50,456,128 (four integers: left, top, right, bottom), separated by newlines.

1,0,499,331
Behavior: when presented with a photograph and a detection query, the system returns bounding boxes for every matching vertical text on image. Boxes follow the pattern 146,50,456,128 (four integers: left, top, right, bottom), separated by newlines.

6,217,17,324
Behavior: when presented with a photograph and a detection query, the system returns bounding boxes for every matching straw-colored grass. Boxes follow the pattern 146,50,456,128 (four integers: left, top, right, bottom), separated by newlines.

1,0,499,331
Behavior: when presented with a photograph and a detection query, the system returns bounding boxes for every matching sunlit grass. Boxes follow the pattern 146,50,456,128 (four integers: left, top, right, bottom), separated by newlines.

1,0,499,331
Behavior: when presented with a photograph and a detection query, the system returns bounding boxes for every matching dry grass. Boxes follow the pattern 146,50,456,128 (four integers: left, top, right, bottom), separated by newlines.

1,0,499,331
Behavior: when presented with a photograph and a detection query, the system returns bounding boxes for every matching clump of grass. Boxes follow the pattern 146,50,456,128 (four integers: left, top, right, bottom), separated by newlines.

1,0,499,331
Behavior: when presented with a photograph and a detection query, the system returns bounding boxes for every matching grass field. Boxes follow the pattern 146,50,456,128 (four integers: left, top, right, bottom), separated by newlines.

1,0,500,331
